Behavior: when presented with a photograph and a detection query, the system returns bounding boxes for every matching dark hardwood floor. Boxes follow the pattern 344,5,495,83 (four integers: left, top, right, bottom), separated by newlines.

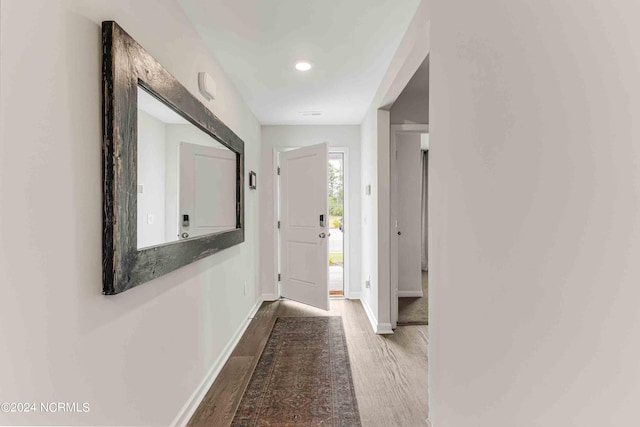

188,298,429,427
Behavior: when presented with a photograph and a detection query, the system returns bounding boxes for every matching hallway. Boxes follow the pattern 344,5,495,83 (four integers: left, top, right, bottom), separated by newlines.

189,299,428,427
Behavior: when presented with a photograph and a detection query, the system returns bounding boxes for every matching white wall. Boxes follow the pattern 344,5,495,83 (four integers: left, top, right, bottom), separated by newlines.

390,56,429,125
0,1,260,425
260,125,361,299
360,108,393,333
359,0,431,334
360,111,377,320
138,110,167,248
430,1,640,425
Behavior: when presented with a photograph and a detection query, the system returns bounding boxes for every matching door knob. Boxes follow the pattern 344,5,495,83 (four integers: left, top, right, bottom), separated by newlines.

397,231,402,235
181,232,189,239
319,232,326,238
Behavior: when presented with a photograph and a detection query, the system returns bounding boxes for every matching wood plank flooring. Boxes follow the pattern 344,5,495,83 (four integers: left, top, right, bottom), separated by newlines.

188,298,428,427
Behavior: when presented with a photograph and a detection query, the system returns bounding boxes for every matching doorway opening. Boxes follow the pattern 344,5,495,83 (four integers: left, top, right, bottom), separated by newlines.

390,125,429,328
275,145,350,309
329,152,345,297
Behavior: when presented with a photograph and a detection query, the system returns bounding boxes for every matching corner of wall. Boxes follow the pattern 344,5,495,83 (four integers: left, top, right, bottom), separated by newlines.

375,109,392,327
0,2,264,425
360,289,393,335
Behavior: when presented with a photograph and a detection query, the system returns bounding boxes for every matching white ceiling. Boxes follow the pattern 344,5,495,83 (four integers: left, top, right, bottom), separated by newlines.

178,0,422,125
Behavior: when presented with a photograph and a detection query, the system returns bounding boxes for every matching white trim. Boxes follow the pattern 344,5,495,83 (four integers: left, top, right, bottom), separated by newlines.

330,147,350,298
398,290,424,298
172,297,264,426
360,297,377,331
391,124,430,133
272,149,279,297
261,293,279,302
390,129,398,329
376,323,395,335
272,147,293,299
360,298,394,335
347,291,361,299
426,419,433,427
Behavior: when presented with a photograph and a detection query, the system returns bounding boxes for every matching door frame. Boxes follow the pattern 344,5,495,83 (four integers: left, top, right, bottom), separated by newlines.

390,124,429,328
328,148,350,298
272,146,351,300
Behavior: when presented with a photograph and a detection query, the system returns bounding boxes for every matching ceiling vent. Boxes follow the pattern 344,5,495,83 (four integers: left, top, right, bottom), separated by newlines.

299,111,323,117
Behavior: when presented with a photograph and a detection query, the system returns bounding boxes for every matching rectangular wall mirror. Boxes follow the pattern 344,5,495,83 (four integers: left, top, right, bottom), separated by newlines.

103,21,244,295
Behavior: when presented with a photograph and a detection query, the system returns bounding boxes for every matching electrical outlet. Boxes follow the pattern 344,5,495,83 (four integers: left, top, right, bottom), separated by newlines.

147,213,154,225
365,278,371,288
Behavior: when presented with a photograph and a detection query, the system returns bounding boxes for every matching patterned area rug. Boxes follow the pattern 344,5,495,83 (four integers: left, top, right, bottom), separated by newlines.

231,316,361,427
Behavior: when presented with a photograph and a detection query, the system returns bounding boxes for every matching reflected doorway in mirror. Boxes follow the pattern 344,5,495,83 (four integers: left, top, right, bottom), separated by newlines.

137,86,237,250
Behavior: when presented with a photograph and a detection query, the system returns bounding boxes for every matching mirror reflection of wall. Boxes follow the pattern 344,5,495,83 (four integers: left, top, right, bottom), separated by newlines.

137,86,236,249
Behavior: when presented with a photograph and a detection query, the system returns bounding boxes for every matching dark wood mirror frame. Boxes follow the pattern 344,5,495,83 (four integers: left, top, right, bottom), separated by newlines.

102,21,244,295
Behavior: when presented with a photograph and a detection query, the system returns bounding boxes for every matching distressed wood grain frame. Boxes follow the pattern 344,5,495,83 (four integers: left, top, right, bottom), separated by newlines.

102,21,244,295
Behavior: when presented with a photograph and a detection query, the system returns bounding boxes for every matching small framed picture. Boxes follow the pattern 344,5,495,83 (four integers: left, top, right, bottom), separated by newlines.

249,171,257,190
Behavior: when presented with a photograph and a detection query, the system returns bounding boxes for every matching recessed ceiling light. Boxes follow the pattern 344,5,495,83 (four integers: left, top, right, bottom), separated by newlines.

295,61,312,71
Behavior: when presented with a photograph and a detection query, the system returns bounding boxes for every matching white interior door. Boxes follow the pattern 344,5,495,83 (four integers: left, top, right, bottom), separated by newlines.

280,143,329,310
179,142,237,239
396,134,423,297
391,128,426,328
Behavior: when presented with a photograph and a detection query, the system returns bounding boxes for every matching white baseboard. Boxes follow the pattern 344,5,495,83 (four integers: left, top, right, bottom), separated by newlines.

261,293,279,301
398,290,424,298
359,297,394,335
347,291,361,299
376,322,394,334
172,296,264,426
360,296,377,332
